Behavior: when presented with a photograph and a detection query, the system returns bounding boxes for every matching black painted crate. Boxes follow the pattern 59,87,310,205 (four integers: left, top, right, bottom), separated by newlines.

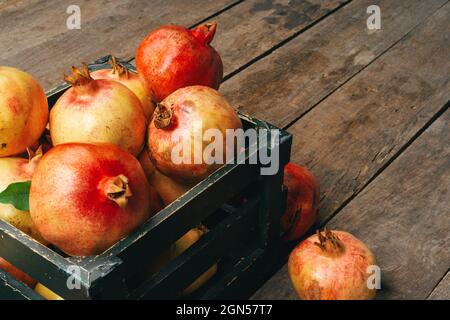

0,57,292,300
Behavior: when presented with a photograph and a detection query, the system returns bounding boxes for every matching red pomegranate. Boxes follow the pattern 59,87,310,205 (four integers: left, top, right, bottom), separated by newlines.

91,56,155,119
288,229,376,300
50,64,146,156
136,23,223,102
147,86,242,183
0,66,48,157
0,257,36,288
281,163,320,241
29,143,161,256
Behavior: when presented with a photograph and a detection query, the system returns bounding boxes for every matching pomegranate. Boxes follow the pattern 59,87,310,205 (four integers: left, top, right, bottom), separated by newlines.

0,148,46,243
288,229,376,300
281,163,320,241
29,143,161,257
0,66,48,157
146,226,218,296
91,56,155,119
148,86,242,183
34,283,63,300
177,227,218,296
50,64,146,156
136,23,223,102
0,257,36,288
138,149,194,205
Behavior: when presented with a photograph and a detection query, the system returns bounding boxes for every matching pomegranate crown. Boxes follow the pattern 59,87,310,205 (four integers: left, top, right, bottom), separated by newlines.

109,56,129,79
26,145,43,163
191,22,217,45
63,63,93,86
154,102,174,129
105,175,133,208
314,228,345,256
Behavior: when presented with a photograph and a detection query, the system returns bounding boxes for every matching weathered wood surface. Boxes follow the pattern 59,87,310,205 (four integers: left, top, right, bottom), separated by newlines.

284,2,450,225
0,0,238,90
326,112,450,300
220,0,448,128
253,3,450,299
428,271,450,300
128,0,348,76
1,0,349,92
212,0,348,77
254,107,450,300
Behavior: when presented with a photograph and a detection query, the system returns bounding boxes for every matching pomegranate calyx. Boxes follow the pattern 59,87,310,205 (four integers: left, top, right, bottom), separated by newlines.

191,22,217,45
109,56,129,79
314,228,345,256
24,146,43,175
154,103,173,129
63,63,93,86
26,145,43,163
105,175,133,208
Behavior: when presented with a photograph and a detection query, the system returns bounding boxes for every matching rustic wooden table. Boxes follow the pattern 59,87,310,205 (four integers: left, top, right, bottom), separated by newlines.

1,0,448,300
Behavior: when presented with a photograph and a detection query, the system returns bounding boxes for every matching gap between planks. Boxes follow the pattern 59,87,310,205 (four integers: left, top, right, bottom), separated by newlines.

129,0,350,75
321,100,450,228
220,0,449,128
251,2,450,299
427,270,450,300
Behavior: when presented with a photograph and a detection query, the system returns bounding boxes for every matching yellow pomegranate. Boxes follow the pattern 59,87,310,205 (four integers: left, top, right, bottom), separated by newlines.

0,148,46,243
0,66,48,157
50,64,146,156
146,226,218,296
91,56,155,120
177,227,218,296
34,283,63,300
138,149,194,205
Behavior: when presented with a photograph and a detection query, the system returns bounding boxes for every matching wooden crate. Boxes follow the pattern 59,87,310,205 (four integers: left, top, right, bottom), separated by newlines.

0,56,292,300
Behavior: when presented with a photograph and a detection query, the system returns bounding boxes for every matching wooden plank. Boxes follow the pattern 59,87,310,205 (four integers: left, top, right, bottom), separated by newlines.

0,0,124,59
251,264,295,300
220,0,448,128
428,271,450,300
253,108,450,300
0,0,238,90
286,2,449,225
252,4,450,299
1,0,349,91
130,0,348,76
326,112,450,299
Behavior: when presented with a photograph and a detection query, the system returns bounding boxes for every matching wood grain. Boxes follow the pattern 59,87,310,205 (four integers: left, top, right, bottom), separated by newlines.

0,0,238,90
286,2,449,226
220,0,448,128
0,0,121,59
253,3,450,299
428,271,450,300
326,112,450,300
253,108,450,300
129,0,348,76
214,0,348,77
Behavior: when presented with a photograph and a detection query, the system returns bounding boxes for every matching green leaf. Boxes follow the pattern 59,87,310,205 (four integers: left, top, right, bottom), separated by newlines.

0,181,31,211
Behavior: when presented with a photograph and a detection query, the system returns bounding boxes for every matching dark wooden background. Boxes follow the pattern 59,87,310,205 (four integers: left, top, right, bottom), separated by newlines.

1,0,448,299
